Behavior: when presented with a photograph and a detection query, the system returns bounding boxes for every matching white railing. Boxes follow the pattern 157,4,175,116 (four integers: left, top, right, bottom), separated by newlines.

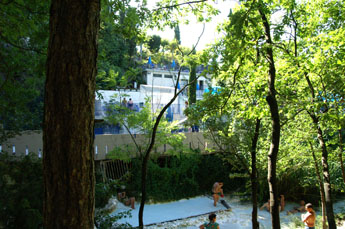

0,132,212,160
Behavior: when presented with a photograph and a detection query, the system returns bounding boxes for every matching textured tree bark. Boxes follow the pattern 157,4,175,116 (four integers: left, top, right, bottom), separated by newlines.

139,86,184,228
251,118,261,229
338,129,345,184
43,0,100,228
138,74,194,228
188,60,197,106
259,5,281,229
310,141,327,229
315,123,336,228
305,73,336,228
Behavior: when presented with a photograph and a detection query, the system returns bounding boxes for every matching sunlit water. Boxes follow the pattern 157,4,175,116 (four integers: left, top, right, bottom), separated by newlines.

112,195,345,228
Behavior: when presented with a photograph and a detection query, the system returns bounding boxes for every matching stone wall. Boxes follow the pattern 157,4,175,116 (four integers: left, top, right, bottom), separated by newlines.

1,131,214,160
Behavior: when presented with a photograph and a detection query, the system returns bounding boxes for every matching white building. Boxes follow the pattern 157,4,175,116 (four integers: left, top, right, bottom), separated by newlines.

94,68,210,134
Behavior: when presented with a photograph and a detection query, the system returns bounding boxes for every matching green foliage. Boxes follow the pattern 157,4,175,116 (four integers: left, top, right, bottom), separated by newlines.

106,98,186,159
96,0,151,90
0,152,136,228
0,152,43,229
128,153,237,202
188,49,197,107
95,210,133,229
196,154,241,193
150,0,219,30
0,0,48,141
94,178,135,228
95,180,119,209
147,35,162,53
97,21,143,90
174,24,181,44
195,0,345,212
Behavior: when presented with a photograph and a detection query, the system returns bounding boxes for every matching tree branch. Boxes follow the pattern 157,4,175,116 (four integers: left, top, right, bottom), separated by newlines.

153,0,208,11
122,122,142,155
220,60,243,112
280,108,304,128
0,33,46,55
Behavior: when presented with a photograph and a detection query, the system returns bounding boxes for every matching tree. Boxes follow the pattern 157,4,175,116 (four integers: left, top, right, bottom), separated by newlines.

0,0,49,142
43,0,100,227
188,49,197,106
185,46,272,226
0,153,43,228
135,2,218,226
138,68,194,228
186,90,265,229
211,0,283,226
279,1,345,226
174,24,181,44
97,1,148,90
147,35,162,53
257,3,281,227
105,97,186,160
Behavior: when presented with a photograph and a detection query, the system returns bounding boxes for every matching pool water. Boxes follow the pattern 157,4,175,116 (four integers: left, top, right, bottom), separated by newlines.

112,195,345,228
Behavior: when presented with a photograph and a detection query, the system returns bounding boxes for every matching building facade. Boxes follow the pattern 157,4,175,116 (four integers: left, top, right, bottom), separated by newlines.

94,68,210,134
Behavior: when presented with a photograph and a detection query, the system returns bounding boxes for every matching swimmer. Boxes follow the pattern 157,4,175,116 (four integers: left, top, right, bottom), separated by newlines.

199,213,219,229
287,200,306,215
260,195,285,212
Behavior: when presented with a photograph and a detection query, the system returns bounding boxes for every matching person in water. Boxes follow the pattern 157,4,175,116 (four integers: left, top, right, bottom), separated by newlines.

117,191,135,209
260,195,285,212
212,182,224,207
287,200,306,215
199,213,219,229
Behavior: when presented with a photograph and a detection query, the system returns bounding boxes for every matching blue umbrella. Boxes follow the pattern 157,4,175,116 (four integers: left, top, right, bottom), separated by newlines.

196,83,200,90
177,82,180,89
171,60,176,69
148,57,154,68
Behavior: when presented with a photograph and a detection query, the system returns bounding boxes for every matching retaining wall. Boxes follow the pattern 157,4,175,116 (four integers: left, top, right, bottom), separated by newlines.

0,131,214,160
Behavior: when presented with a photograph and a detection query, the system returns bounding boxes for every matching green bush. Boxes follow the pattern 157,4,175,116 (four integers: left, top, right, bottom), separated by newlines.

128,153,239,202
95,180,119,208
195,154,237,194
0,152,43,229
0,152,127,228
95,210,133,229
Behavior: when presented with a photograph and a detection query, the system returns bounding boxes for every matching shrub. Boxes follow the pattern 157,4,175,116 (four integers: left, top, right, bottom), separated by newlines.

95,180,119,208
128,153,238,202
0,152,43,229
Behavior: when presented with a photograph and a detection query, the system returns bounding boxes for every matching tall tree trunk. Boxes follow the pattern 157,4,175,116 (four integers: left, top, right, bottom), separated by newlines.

291,14,331,227
310,141,327,229
188,60,197,106
139,82,186,228
315,123,336,228
43,0,100,228
338,129,345,184
251,118,261,229
258,6,281,229
305,71,336,228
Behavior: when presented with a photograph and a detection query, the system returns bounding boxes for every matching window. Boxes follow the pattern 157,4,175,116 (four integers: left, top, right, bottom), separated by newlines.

181,79,188,86
153,74,162,78
199,80,204,90
164,74,172,78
